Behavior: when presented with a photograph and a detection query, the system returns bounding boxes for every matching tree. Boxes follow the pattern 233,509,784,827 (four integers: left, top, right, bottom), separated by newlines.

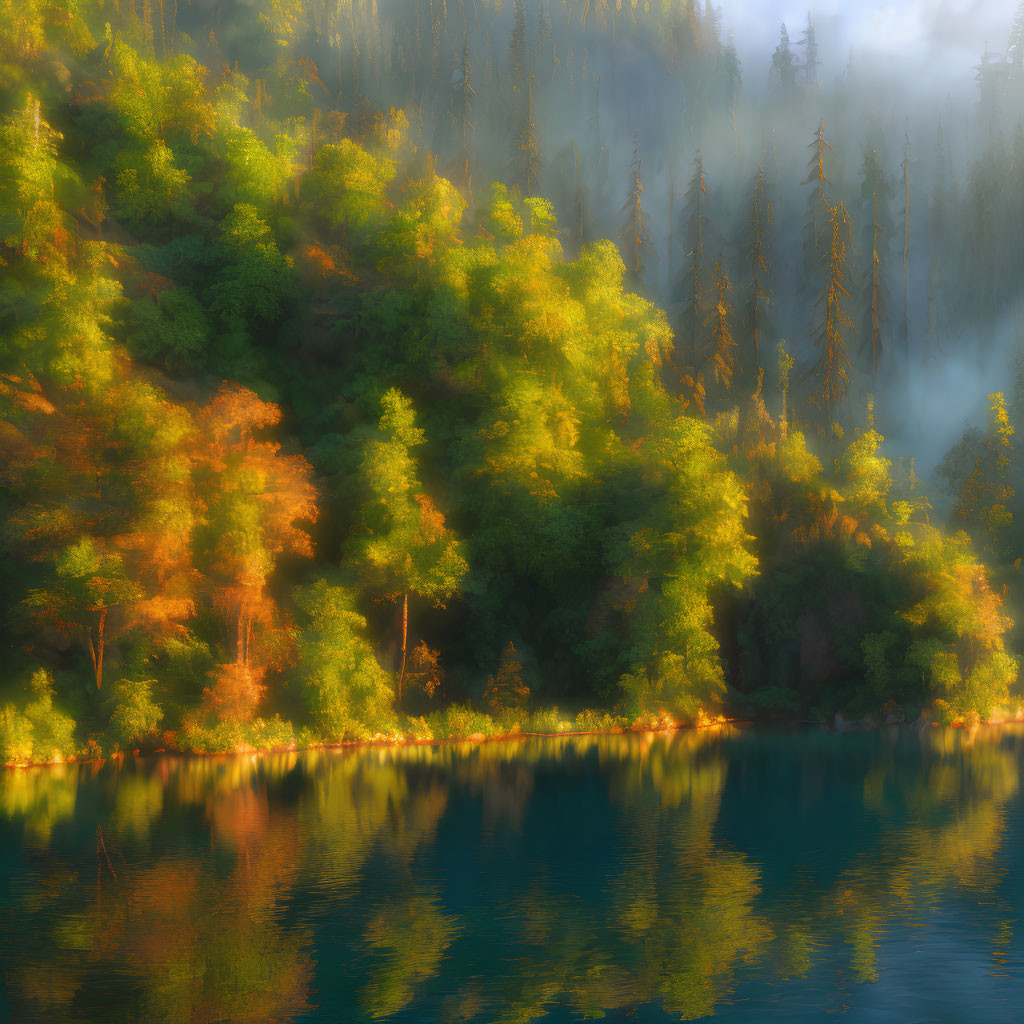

350,390,468,706
770,23,798,101
509,0,526,98
677,152,709,374
810,200,854,425
939,393,1015,561
194,385,317,723
4,372,198,692
512,74,542,196
742,162,773,373
483,641,531,716
858,146,894,376
617,411,756,718
293,578,395,739
803,119,833,273
450,37,475,191
900,133,911,358
798,13,819,91
619,131,653,288
703,260,737,393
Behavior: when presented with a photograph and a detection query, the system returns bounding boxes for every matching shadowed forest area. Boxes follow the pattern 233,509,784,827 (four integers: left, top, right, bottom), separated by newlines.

2,0,1024,763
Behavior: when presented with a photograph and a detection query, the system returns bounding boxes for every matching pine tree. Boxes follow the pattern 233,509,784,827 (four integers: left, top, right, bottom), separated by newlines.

450,36,474,191
798,13,819,90
771,23,799,101
811,199,854,425
619,130,653,288
900,133,911,360
509,0,525,98
859,145,893,377
677,151,709,372
1009,2,1024,86
926,121,949,361
512,73,542,195
704,260,737,392
803,119,833,271
743,161,773,373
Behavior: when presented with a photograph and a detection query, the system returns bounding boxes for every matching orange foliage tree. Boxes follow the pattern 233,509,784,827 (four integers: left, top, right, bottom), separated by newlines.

193,384,317,722
1,372,197,689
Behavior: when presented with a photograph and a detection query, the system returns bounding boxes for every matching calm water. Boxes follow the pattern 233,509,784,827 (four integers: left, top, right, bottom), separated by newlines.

2,726,1024,1022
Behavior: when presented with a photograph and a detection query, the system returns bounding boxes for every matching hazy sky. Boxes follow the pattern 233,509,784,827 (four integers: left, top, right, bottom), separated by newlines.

724,1,1015,95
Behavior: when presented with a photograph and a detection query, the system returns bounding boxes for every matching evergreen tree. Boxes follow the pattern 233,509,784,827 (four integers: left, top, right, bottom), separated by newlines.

677,151,709,373
771,23,799,102
859,146,894,377
803,119,833,272
926,122,950,361
450,36,475,191
900,133,911,359
704,260,737,393
512,74,542,196
509,0,526,99
811,200,854,425
743,162,773,374
798,13,819,91
619,130,653,288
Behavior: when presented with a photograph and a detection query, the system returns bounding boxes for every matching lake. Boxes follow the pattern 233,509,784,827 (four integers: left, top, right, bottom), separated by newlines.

2,725,1023,1022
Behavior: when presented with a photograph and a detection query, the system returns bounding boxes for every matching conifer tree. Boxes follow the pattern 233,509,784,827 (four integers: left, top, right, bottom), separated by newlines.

798,13,819,90
859,146,893,377
704,260,737,392
811,199,854,425
926,122,949,361
803,119,832,271
743,162,773,373
901,133,911,358
450,36,475,191
509,0,526,99
619,130,653,288
678,151,709,372
512,73,542,195
771,23,798,101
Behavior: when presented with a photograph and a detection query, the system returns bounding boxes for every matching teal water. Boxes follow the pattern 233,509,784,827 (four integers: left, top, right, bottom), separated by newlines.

2,726,1023,1022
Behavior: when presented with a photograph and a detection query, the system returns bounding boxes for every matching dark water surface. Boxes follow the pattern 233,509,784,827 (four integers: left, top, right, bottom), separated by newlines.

3,725,1024,1022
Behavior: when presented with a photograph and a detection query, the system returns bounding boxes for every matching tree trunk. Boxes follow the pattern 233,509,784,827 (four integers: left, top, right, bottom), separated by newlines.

398,592,409,708
88,607,107,691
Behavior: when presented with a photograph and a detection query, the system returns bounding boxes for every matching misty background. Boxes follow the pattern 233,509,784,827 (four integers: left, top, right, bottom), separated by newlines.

179,0,1024,490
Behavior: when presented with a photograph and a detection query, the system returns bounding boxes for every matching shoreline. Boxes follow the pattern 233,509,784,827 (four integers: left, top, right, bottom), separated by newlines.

5,711,1021,770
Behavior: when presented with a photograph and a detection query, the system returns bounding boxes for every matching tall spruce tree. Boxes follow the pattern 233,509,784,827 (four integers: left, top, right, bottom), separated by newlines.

512,73,542,195
811,199,854,425
619,131,654,289
677,151,709,373
859,145,893,377
743,161,773,374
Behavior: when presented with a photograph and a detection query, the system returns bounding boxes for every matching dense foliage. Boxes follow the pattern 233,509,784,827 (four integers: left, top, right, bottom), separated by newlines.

1,0,1022,762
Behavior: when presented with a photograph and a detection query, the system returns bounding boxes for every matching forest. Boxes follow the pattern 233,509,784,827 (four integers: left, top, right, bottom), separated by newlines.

1,0,1024,764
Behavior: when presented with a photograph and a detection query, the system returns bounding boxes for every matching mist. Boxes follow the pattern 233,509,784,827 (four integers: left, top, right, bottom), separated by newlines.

176,0,1024,484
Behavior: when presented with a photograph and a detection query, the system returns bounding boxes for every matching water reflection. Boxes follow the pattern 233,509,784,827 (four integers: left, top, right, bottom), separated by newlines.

1,727,1023,1021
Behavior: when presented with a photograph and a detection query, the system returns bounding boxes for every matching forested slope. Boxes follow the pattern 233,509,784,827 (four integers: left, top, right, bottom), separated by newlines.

1,0,1022,763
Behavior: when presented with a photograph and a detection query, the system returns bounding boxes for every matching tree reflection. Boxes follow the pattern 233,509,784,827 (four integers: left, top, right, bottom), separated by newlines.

0,727,1021,1021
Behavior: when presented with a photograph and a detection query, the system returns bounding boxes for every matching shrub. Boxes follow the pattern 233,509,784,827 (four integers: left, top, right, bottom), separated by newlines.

109,678,163,748
0,706,35,766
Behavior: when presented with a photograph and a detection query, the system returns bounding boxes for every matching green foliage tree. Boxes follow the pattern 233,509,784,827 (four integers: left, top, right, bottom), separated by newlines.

350,389,468,705
294,578,396,739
